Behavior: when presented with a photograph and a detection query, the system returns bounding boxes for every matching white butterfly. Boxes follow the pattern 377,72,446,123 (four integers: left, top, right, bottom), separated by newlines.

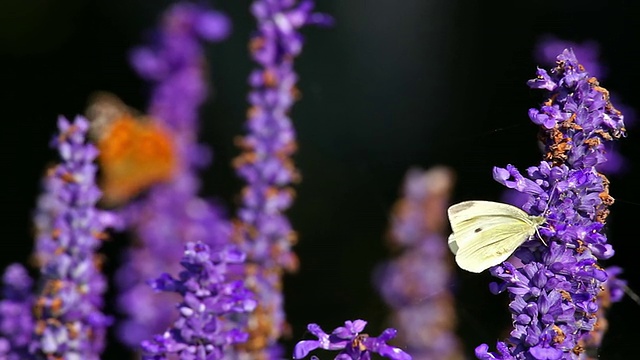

447,201,546,273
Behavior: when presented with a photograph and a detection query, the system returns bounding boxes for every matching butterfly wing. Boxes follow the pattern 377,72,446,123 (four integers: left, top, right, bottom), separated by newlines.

453,219,536,272
448,201,530,249
85,92,177,206
447,201,538,273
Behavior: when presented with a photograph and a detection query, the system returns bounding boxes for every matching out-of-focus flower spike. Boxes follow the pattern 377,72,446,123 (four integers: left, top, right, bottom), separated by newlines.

577,267,629,360
0,264,35,360
231,0,331,358
30,115,116,359
115,2,234,349
374,167,464,360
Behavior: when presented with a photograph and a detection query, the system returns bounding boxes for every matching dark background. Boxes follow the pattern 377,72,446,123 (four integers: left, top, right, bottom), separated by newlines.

2,0,639,358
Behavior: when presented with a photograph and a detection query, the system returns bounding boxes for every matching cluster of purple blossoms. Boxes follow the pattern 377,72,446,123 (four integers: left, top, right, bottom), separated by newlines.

30,116,116,359
293,320,411,360
0,264,34,359
534,36,635,176
374,167,463,360
476,49,626,359
577,266,627,360
503,39,633,355
131,1,231,138
533,39,634,358
141,242,257,359
231,0,331,356
115,2,233,348
534,36,605,80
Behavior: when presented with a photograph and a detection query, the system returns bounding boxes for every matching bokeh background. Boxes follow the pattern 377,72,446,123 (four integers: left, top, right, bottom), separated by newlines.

2,0,639,358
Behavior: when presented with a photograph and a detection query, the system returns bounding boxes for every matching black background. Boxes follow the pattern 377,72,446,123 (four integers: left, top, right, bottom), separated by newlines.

2,1,639,358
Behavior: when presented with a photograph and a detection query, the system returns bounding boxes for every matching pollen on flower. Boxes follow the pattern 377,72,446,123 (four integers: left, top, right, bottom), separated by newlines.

249,36,265,53
572,344,585,355
263,69,278,87
353,334,369,351
552,325,565,343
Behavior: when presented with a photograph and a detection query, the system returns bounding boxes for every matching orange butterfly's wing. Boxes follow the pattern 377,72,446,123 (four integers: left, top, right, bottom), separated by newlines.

86,93,178,206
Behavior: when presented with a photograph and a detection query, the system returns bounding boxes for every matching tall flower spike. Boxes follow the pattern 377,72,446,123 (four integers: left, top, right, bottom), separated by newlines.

30,116,115,359
374,167,463,360
115,2,233,348
231,0,331,357
293,320,412,360
141,242,257,359
530,39,631,358
476,49,625,359
0,264,35,359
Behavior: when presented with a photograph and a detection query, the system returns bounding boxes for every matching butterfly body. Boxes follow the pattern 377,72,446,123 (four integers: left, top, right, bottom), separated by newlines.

447,200,545,273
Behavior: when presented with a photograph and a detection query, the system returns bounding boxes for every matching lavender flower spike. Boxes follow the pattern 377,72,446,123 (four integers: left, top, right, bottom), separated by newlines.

476,49,625,359
293,320,411,360
31,116,115,359
0,264,35,359
232,0,331,356
116,2,232,347
375,167,463,360
141,242,256,360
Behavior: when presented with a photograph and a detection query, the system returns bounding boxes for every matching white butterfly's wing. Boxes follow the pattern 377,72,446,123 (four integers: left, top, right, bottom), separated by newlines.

448,201,530,232
448,201,527,250
453,220,535,273
447,201,540,273
448,234,459,254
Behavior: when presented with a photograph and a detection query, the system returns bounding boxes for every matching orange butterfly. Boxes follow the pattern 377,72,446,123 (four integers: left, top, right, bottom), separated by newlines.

85,93,177,206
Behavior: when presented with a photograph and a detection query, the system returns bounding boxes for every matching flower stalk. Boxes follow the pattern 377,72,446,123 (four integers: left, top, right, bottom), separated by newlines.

476,49,626,359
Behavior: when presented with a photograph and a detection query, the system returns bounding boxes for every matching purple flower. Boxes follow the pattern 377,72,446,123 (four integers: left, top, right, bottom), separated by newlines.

140,242,256,359
374,167,463,359
131,2,230,132
30,116,116,359
231,0,331,356
534,36,636,176
576,266,628,359
0,264,35,360
116,2,233,348
477,49,626,359
535,36,605,80
294,320,411,360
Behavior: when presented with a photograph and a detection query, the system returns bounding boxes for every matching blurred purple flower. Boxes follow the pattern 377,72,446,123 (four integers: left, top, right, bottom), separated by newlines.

374,167,463,359
0,264,35,360
131,2,230,130
293,320,411,360
476,49,626,359
116,2,233,348
141,242,256,359
30,116,115,359
577,266,627,360
231,0,331,356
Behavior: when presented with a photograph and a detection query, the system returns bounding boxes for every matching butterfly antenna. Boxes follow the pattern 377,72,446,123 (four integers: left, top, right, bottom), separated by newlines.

541,182,559,217
534,227,547,246
531,182,557,247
